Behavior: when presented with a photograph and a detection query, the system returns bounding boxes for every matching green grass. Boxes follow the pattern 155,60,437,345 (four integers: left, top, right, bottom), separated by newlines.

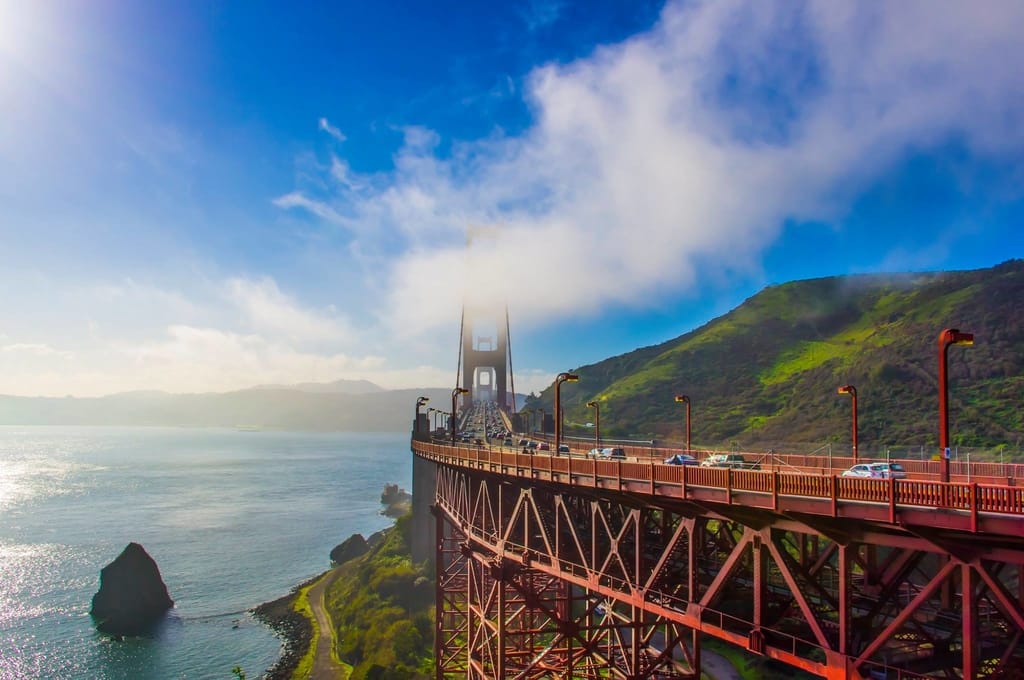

702,638,816,680
289,581,318,680
759,325,894,386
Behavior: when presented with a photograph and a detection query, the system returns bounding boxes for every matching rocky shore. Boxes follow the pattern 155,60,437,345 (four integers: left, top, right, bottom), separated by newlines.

251,575,320,680
252,482,411,679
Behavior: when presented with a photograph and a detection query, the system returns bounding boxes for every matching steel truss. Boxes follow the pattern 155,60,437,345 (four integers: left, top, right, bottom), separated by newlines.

432,463,1024,679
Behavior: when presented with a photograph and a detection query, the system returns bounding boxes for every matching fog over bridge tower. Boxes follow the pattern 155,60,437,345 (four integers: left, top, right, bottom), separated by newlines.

459,304,510,408
412,225,517,566
456,225,516,412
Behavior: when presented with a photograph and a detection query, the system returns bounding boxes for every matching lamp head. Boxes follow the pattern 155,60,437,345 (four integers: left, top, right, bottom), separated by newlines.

837,385,855,395
941,328,974,347
953,332,974,346
453,387,469,396
417,396,429,406
674,395,689,403
586,401,598,408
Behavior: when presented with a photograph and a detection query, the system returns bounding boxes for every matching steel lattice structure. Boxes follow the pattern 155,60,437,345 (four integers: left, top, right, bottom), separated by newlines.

420,444,1024,679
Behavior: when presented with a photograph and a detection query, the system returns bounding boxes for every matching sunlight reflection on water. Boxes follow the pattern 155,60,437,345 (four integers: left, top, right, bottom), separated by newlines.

0,427,410,679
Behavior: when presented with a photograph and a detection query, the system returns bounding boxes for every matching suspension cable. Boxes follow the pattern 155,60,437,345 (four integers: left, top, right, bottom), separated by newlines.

455,305,465,391
506,304,516,414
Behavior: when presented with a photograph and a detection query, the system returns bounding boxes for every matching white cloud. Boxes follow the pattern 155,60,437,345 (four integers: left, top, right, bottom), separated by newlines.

272,191,347,225
224,277,352,345
0,274,385,397
0,343,72,359
279,0,1024,343
318,116,346,142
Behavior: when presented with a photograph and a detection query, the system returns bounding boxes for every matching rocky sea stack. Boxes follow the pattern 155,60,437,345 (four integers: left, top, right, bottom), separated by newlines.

90,542,173,636
380,483,412,518
330,533,369,565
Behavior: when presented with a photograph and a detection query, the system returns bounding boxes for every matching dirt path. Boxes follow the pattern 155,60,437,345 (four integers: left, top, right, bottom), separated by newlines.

307,567,347,680
700,647,742,680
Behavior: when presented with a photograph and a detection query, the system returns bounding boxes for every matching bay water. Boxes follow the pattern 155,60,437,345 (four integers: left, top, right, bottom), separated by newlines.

0,427,411,679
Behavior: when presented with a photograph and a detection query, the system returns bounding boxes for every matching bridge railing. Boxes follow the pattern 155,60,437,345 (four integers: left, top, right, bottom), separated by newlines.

456,434,1024,486
414,440,1024,519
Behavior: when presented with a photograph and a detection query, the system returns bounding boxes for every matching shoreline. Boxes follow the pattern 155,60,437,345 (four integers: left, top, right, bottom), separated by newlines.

251,572,324,680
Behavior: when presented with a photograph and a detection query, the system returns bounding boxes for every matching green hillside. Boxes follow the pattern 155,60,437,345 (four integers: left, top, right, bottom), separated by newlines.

526,260,1024,452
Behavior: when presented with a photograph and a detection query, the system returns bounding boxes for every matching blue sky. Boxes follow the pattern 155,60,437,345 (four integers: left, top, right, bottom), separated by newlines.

1,0,1023,397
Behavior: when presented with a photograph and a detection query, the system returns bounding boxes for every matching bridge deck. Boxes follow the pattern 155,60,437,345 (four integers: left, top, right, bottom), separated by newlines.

413,440,1024,538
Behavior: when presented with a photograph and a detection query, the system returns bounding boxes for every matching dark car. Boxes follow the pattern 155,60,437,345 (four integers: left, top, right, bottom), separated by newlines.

664,453,699,466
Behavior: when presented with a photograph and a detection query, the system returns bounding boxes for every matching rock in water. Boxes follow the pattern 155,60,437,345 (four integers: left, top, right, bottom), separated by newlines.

90,542,173,635
330,533,369,565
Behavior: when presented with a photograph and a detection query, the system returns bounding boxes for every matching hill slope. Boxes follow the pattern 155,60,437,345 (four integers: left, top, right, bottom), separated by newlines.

527,260,1024,451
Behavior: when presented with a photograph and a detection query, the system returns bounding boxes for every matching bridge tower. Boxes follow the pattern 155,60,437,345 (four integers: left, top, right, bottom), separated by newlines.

460,304,510,409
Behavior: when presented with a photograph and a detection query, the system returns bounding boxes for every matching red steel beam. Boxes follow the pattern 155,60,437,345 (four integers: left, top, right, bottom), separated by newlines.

764,537,831,649
853,558,957,668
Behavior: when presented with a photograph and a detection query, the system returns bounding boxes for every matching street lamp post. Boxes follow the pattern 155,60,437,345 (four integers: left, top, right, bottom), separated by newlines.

674,395,691,453
837,386,857,461
554,372,579,455
415,396,429,435
451,388,469,444
586,400,600,451
939,328,974,483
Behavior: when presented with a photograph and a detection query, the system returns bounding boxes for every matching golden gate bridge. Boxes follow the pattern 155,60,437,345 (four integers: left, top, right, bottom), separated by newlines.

410,307,1023,679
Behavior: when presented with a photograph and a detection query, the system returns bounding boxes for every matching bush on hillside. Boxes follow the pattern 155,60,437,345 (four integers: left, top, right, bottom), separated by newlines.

325,512,433,680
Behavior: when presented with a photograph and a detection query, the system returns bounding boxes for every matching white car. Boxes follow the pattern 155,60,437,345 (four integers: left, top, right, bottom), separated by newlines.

842,462,907,479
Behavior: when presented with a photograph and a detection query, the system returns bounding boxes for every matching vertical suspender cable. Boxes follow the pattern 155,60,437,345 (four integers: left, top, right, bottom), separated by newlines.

454,306,465,433
455,306,465,389
506,305,516,414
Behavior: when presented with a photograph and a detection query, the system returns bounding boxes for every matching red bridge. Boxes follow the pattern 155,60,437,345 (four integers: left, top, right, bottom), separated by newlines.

412,438,1024,679
410,310,1023,678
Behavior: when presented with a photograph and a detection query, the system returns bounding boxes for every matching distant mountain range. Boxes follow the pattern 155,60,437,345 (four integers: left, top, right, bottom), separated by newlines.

0,379,531,431
0,383,451,431
249,378,385,394
526,260,1024,451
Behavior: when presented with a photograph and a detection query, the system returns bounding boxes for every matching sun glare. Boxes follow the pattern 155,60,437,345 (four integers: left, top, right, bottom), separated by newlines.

0,1,60,86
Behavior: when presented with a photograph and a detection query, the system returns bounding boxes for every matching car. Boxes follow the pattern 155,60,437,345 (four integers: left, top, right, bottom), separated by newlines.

518,439,529,447
872,462,907,479
558,444,570,454
843,462,907,479
842,463,876,478
537,442,551,451
700,454,759,470
664,453,699,466
597,447,626,459
586,447,603,458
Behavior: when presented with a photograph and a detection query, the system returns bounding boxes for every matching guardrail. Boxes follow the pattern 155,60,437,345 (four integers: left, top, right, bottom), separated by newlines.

413,440,1024,522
